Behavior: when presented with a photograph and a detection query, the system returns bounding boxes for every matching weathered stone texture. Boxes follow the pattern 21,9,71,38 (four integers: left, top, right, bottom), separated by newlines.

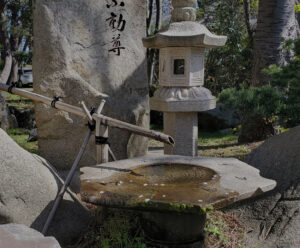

227,126,300,248
0,128,90,245
0,224,61,248
33,0,149,169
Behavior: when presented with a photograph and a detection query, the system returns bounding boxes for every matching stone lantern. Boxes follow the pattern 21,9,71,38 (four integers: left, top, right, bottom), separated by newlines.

143,0,227,156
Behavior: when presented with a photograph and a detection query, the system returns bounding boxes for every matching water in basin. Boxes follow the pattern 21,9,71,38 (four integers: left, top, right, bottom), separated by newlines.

81,163,238,211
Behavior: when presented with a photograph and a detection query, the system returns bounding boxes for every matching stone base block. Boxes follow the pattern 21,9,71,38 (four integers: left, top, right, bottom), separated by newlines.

164,112,198,156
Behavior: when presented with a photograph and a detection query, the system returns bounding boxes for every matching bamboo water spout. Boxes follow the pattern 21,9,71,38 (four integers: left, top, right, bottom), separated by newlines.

0,83,175,146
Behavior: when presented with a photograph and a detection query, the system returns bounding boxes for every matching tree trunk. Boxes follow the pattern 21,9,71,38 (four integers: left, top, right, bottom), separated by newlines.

0,53,12,84
8,4,22,85
155,0,162,32
146,0,154,36
0,0,12,84
252,0,299,86
148,0,162,85
243,0,253,45
8,57,19,84
23,36,31,52
8,36,21,84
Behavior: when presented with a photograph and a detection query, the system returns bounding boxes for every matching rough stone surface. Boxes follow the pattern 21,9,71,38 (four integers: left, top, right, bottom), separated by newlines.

143,22,227,49
0,128,90,245
33,0,149,170
0,93,9,130
0,224,61,248
227,126,300,248
198,103,240,130
164,112,198,156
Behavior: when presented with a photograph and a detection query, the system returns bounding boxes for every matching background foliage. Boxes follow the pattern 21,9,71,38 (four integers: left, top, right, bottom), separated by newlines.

219,38,300,141
197,0,256,95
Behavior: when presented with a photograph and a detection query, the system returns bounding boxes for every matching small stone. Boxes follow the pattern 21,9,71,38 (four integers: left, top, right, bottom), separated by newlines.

203,182,208,185
100,191,104,194
162,195,166,198
160,184,165,186
143,183,148,187
139,194,143,198
198,199,203,203
27,128,38,142
145,198,150,202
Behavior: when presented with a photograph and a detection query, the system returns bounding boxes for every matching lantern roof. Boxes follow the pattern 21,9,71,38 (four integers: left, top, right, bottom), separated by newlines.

143,0,227,49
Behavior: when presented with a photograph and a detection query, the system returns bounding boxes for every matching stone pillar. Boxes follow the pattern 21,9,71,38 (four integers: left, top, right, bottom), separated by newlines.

33,0,149,169
164,112,198,156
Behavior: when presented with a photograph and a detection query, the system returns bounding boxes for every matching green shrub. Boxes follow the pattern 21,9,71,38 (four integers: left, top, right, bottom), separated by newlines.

219,85,281,142
219,38,300,141
219,84,281,122
263,38,300,127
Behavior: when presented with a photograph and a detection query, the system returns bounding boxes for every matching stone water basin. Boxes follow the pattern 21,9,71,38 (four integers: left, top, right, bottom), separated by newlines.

80,155,276,247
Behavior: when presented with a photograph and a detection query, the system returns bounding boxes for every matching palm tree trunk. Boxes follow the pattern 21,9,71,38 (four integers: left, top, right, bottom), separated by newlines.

252,0,299,86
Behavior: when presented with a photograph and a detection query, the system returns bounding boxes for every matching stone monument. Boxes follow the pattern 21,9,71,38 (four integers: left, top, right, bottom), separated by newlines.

143,0,227,156
33,0,149,169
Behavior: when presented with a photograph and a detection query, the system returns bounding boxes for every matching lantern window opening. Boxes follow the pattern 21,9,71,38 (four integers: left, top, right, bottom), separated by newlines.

173,59,185,75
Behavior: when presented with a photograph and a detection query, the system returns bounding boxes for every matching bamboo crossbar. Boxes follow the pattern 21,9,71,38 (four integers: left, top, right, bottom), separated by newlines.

0,83,175,146
95,114,175,145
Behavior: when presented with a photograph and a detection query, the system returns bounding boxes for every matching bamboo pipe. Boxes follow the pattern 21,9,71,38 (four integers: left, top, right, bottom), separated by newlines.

0,83,87,118
94,114,175,145
0,83,175,146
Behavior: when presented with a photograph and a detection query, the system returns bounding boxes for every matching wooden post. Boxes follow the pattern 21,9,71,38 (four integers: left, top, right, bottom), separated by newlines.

95,100,109,163
96,118,109,164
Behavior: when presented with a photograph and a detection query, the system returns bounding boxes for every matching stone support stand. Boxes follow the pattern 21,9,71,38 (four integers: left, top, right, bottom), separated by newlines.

164,112,198,156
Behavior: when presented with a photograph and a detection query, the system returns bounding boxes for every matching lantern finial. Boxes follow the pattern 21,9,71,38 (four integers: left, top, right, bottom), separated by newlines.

171,0,197,22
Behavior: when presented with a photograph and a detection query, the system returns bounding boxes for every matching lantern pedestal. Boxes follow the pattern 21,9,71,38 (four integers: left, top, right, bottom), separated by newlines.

150,86,216,156
163,112,198,156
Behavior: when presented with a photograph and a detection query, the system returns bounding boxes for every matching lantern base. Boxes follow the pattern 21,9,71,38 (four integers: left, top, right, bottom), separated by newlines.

150,86,216,113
